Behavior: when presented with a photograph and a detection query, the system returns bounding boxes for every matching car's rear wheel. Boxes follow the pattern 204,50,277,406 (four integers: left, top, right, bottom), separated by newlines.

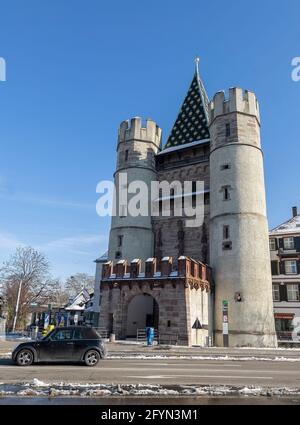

16,349,34,366
84,350,100,367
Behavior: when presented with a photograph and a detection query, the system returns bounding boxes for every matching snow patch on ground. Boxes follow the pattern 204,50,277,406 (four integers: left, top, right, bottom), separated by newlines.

0,380,300,398
1,351,300,362
108,354,300,362
114,342,300,351
31,378,49,387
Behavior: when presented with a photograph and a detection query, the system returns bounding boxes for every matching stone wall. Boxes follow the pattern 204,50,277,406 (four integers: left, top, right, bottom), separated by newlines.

153,142,210,265
99,257,212,346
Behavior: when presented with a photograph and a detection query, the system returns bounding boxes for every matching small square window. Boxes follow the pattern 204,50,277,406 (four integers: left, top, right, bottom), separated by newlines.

115,251,122,260
221,164,231,171
223,241,232,250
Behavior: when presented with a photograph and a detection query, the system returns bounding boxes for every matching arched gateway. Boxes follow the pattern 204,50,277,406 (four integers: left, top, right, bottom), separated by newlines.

126,294,159,338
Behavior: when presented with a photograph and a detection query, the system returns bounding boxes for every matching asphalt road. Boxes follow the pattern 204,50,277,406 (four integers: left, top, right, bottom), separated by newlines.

1,396,300,405
0,358,300,387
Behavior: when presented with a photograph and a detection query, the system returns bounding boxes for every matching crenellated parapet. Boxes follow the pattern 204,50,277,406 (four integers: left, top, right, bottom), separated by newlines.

118,117,162,147
209,88,260,124
101,256,212,292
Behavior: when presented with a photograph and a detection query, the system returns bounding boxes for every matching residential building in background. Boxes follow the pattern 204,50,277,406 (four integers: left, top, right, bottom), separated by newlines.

270,207,300,344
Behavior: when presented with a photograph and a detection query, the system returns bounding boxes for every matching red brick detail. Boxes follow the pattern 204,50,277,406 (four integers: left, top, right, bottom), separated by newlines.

102,261,113,279
116,260,127,278
130,259,141,278
145,258,157,278
161,257,173,276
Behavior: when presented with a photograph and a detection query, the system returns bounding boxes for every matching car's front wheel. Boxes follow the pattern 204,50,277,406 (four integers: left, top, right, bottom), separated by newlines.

16,349,34,366
84,350,100,367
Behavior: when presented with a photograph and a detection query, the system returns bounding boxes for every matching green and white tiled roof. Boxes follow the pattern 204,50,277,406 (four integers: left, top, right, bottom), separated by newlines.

164,61,210,150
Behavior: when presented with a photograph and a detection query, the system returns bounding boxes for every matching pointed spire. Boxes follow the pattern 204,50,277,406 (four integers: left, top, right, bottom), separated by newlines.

195,56,200,75
164,59,210,150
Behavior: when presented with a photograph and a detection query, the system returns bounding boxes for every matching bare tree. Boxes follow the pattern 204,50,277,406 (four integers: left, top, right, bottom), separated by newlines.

48,278,70,306
65,273,95,298
0,246,57,330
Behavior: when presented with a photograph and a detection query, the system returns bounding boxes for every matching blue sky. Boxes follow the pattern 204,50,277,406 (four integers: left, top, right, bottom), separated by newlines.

0,0,299,279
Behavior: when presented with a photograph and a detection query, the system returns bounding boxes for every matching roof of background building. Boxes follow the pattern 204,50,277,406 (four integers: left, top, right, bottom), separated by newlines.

95,251,108,263
163,59,210,150
270,214,300,235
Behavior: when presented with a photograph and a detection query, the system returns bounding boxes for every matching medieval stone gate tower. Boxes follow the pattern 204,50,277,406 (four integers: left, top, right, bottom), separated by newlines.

102,62,277,347
209,88,277,347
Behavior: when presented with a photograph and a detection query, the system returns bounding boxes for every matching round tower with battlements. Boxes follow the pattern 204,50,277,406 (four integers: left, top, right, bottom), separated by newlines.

209,88,277,347
108,117,162,264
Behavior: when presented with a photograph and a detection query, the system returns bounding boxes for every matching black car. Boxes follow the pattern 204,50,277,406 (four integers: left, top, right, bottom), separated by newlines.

12,326,107,367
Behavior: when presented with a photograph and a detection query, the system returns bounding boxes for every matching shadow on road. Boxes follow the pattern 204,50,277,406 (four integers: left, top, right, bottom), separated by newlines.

0,358,14,366
0,358,95,367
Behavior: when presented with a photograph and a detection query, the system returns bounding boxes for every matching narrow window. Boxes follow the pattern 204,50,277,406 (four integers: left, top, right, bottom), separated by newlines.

119,205,127,218
222,186,230,201
226,123,231,137
204,193,210,205
159,200,163,215
125,150,129,161
167,320,171,328
272,284,280,302
269,238,276,251
118,235,123,247
271,260,279,275
223,225,230,240
170,198,174,216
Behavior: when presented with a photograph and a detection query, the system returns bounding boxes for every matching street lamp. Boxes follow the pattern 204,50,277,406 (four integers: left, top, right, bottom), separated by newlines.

12,279,23,333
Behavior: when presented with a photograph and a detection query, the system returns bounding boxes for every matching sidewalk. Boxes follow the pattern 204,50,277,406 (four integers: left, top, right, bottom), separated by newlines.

1,338,300,360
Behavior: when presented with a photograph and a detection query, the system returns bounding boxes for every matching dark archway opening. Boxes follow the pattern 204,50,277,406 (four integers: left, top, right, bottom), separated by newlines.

126,294,159,338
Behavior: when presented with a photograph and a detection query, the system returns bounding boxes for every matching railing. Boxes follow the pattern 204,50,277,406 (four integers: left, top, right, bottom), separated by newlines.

277,331,300,346
277,331,293,341
93,327,109,339
158,333,179,346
